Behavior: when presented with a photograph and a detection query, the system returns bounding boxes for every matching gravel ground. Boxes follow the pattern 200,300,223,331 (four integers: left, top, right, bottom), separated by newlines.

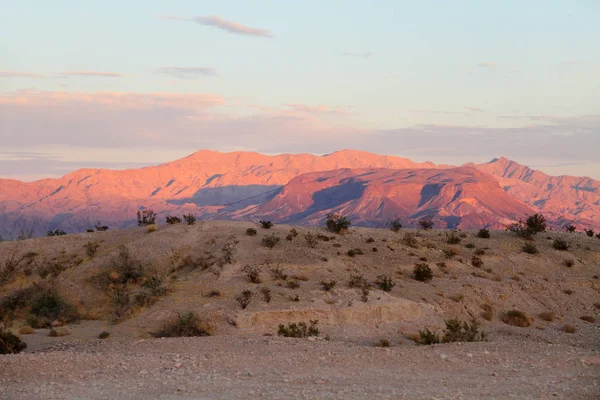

1,335,599,399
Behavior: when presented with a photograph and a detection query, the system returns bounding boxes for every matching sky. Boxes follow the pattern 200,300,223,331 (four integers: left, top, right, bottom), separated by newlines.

1,0,599,180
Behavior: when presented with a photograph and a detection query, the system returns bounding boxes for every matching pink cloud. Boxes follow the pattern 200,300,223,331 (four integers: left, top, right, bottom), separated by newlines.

59,71,126,78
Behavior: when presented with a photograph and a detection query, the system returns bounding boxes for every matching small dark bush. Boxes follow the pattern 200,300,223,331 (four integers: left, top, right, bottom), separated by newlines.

286,280,300,289
553,238,569,251
584,229,594,237
259,220,273,229
86,229,94,233
166,216,181,224
374,275,395,292
442,319,486,343
206,290,221,298
477,228,491,239
564,224,576,233
596,233,600,239
471,256,484,268
325,213,351,234
152,312,210,337
95,221,109,231
286,229,298,241
580,315,595,323
389,219,402,233
260,287,272,303
474,248,485,256
47,229,67,237
277,320,319,338
347,248,364,257
0,329,27,354
84,241,100,257
563,259,575,267
183,214,196,225
375,339,391,348
501,310,531,327
522,243,538,254
348,274,368,289
465,243,475,249
109,246,144,284
320,280,337,291
270,266,288,281
137,209,157,226
262,234,281,249
236,290,253,309
360,287,369,302
507,213,547,238
29,289,78,327
402,232,419,248
242,265,262,283
443,248,460,258
418,216,434,230
246,228,257,236
98,331,110,339
416,329,440,345
446,230,462,244
413,263,433,282
366,237,375,243
304,233,319,248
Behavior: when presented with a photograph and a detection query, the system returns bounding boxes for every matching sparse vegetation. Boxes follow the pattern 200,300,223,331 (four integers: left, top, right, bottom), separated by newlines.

286,228,298,241
147,224,157,233
584,229,594,237
183,214,196,225
375,339,391,348
0,326,27,354
501,310,532,327
29,288,78,328
260,287,272,303
236,290,253,309
94,221,109,231
98,331,110,339
522,243,539,254
347,248,364,257
443,248,460,258
84,241,100,257
259,220,273,229
242,265,262,283
471,256,483,268
166,216,181,224
277,320,319,338
389,219,402,232
152,312,211,337
538,312,556,322
402,232,419,248
553,238,569,251
563,259,575,268
563,324,576,334
441,319,486,343
262,234,281,249
507,213,547,238
137,209,157,226
374,275,395,292
564,224,576,233
320,280,337,291
269,266,288,281
348,274,368,289
416,328,440,345
446,230,462,244
304,232,319,248
477,228,491,238
580,315,595,323
286,280,300,289
413,263,433,282
47,229,67,237
246,227,257,236
325,213,351,234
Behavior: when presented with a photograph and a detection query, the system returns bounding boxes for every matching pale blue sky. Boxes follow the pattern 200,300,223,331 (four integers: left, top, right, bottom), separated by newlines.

1,0,599,180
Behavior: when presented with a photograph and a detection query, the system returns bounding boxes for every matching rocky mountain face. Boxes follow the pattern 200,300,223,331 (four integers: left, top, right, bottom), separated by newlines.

0,150,597,236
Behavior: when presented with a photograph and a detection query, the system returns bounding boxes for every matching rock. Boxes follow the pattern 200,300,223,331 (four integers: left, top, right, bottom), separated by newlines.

49,327,72,337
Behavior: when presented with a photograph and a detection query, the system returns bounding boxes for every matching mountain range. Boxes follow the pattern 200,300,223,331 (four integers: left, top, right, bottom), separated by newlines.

0,150,598,236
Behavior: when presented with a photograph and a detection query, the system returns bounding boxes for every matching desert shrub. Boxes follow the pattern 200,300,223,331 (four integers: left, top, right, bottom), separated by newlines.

596,233,600,239
47,229,67,237
286,280,300,289
584,229,594,237
442,319,486,343
137,209,157,226
304,232,319,248
109,246,144,284
474,248,485,256
443,248,459,258
563,289,574,295
236,290,253,309
477,228,491,239
262,234,281,249
416,328,440,345
98,331,110,339
0,247,38,286
174,253,216,273
0,329,27,354
260,287,271,303
522,243,539,254
206,290,221,298
277,320,319,338
563,259,575,267
348,274,368,289
418,216,434,230
182,214,196,225
538,312,556,322
471,256,484,268
147,224,157,233
465,243,475,249
220,237,239,265
553,238,569,251
142,274,167,296
84,241,100,257
389,219,402,233
446,230,462,244
402,232,419,248
286,229,298,241
320,279,337,291
325,213,351,234
166,215,181,224
564,224,576,233
246,227,257,236
259,220,273,229
507,213,547,238
29,288,78,327
563,324,577,334
413,263,433,282
95,221,109,231
449,293,464,302
269,266,288,281
0,286,38,316
374,275,395,292
152,312,210,338
366,237,375,243
501,310,531,327
375,339,391,348
580,315,595,323
242,265,262,283
347,248,364,257
360,287,369,302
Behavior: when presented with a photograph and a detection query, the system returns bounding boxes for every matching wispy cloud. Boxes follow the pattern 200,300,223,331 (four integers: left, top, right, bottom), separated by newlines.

477,62,496,68
59,71,125,78
156,67,217,79
466,107,484,112
283,103,349,116
156,14,272,37
341,52,374,58
0,71,45,78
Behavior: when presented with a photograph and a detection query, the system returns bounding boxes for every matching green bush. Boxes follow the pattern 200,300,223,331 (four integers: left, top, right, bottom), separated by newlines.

29,289,78,327
416,328,440,345
417,319,485,345
277,320,319,338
